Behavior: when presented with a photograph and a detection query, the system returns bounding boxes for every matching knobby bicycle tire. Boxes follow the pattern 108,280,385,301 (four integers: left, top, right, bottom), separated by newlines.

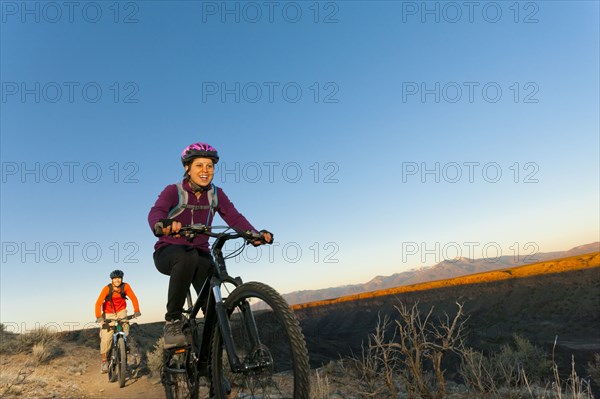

118,337,127,388
162,347,200,399
210,281,310,399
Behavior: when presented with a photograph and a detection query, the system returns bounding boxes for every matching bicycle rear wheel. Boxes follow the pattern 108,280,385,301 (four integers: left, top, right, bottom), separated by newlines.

162,347,200,399
211,281,310,399
117,337,127,388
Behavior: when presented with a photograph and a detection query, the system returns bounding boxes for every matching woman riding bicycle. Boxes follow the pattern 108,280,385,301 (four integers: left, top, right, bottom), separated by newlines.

148,142,273,349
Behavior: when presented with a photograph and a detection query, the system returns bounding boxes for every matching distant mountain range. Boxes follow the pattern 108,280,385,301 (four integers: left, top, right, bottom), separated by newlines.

282,242,600,306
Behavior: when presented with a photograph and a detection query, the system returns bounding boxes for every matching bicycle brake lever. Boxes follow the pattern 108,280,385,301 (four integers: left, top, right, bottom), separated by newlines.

184,231,196,242
244,230,262,239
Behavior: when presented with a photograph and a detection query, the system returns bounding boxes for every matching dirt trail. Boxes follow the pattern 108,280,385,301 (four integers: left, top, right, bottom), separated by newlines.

77,346,164,399
0,341,215,399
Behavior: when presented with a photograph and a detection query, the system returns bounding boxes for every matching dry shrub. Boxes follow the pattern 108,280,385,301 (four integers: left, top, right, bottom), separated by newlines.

496,335,552,386
459,335,550,397
0,323,17,355
15,327,58,353
459,347,497,396
460,336,595,399
550,340,594,399
346,302,467,399
8,326,62,364
311,369,331,399
146,337,164,377
344,318,393,398
586,353,600,386
32,341,55,364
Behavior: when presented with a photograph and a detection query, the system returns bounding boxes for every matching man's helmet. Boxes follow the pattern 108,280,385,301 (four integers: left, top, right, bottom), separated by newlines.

110,269,124,279
181,142,219,165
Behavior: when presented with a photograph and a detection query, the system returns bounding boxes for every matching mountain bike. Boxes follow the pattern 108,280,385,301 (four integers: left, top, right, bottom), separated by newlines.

160,224,310,399
104,315,136,388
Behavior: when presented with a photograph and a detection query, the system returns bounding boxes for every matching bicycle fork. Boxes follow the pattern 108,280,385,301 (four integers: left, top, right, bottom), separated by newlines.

114,332,126,349
114,332,127,345
213,285,266,373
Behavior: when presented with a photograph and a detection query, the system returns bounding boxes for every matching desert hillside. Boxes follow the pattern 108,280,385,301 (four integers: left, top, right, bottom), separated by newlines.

292,250,600,310
294,251,600,375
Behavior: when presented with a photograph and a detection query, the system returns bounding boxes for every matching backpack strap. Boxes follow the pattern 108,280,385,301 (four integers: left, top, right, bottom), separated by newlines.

119,283,128,299
105,283,113,302
105,283,117,315
105,283,127,300
168,182,219,225
206,184,218,225
104,283,127,314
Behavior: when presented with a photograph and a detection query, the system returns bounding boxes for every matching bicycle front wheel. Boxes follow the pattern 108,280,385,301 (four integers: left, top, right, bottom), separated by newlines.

108,345,118,383
117,337,127,388
211,281,310,399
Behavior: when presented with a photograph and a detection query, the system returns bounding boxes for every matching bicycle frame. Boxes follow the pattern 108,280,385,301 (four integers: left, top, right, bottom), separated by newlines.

182,227,265,374
112,323,127,347
106,317,132,348
161,224,310,398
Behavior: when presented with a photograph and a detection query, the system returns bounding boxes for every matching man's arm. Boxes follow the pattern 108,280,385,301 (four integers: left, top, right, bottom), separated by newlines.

95,286,109,319
124,284,141,314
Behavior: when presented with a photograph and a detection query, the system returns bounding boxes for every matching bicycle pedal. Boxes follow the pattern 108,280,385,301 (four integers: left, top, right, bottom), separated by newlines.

166,351,187,369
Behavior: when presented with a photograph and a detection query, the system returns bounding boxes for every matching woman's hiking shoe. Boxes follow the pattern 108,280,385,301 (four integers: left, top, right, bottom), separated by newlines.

164,319,187,349
100,361,108,374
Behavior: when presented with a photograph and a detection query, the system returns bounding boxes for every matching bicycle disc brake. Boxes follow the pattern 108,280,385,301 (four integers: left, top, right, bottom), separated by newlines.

243,344,273,373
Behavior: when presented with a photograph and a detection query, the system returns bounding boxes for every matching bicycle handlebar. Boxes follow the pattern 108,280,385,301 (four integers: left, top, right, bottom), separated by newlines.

100,314,137,329
164,224,273,284
173,224,271,245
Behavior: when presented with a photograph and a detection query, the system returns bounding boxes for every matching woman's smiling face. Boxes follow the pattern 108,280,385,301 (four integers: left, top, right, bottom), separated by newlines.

187,157,215,187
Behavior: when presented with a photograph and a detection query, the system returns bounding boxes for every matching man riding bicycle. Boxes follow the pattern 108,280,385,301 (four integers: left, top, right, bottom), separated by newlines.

148,142,272,349
94,269,141,373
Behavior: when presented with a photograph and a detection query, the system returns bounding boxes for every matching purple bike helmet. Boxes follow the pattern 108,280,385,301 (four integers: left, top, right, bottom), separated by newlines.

181,142,219,165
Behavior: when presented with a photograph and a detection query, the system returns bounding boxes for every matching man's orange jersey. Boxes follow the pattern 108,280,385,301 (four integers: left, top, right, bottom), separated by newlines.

95,283,140,318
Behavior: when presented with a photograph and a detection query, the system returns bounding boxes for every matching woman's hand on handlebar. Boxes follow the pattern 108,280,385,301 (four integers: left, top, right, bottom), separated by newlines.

155,218,182,237
164,221,182,237
250,229,274,246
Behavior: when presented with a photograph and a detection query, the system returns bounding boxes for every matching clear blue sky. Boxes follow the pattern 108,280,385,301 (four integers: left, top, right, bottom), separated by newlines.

1,1,598,330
